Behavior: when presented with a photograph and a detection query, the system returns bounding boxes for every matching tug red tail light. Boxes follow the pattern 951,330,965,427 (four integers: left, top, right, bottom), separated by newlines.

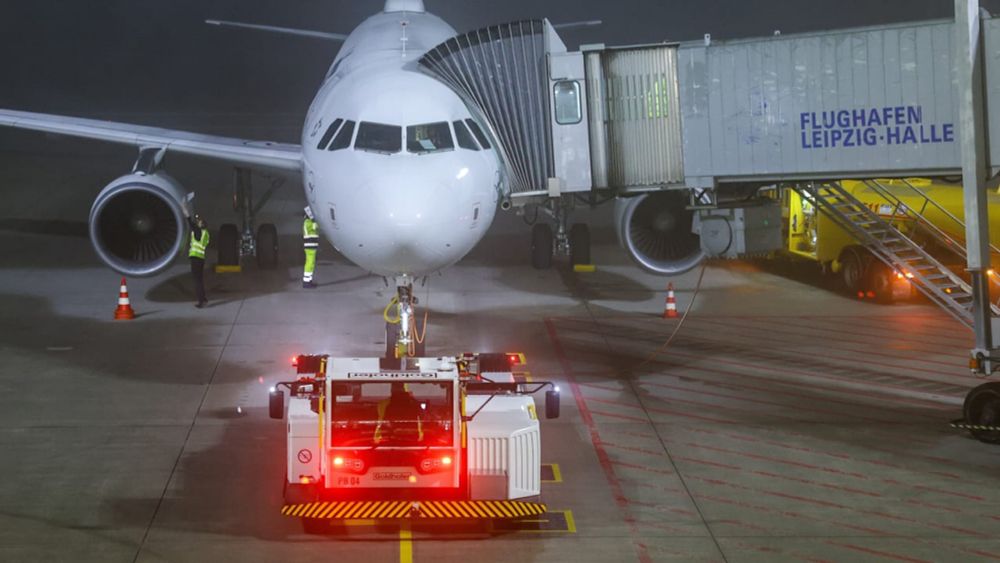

418,455,455,474
332,455,366,474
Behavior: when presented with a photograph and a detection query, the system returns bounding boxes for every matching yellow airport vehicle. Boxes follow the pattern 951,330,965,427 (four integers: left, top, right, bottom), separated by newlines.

775,178,1000,302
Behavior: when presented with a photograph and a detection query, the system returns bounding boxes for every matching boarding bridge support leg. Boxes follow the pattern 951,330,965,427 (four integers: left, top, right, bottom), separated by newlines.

957,0,998,373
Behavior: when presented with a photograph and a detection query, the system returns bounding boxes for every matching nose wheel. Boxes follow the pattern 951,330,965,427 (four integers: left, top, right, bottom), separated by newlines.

384,281,426,358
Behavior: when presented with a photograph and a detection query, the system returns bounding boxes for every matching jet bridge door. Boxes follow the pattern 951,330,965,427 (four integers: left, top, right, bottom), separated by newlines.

419,19,593,198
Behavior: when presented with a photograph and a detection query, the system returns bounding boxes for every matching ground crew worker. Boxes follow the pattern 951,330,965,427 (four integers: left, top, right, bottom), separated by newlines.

188,214,210,308
303,206,319,288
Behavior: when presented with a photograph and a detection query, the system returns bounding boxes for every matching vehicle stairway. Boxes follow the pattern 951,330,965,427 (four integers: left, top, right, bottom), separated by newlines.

791,182,1000,329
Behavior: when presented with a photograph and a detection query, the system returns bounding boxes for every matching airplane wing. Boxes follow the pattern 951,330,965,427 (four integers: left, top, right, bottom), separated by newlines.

205,19,349,42
0,109,302,173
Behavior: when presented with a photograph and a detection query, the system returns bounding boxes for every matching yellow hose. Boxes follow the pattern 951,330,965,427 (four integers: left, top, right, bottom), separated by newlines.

383,295,400,324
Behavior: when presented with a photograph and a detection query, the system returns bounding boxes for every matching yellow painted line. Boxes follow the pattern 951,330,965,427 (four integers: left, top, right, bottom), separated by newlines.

214,265,242,273
344,519,375,527
542,463,563,483
564,510,577,533
573,264,596,273
399,521,413,563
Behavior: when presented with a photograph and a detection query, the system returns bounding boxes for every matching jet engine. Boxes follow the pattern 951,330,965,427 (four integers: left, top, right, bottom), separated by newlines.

89,172,189,277
615,191,704,275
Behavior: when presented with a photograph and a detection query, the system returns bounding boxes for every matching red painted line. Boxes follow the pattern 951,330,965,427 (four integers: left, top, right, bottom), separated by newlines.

587,397,740,425
698,490,890,536
557,318,960,412
686,442,867,480
577,381,626,393
641,379,899,425
825,541,933,563
750,469,882,498
609,459,676,476
628,500,696,517
904,498,961,514
639,349,955,411
639,369,921,424
683,425,983,489
587,409,651,424
673,455,741,470
544,318,652,563
602,442,667,457
652,326,963,387
691,315,967,365
635,352,949,414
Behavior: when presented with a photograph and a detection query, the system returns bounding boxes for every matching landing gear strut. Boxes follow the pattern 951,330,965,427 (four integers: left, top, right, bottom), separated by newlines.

218,168,285,269
384,278,426,359
528,199,591,269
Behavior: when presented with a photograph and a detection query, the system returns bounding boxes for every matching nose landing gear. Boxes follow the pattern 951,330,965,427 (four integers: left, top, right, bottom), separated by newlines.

384,279,426,358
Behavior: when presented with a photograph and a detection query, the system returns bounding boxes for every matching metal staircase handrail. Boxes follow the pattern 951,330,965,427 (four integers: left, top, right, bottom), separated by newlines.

795,182,1000,328
863,179,1000,300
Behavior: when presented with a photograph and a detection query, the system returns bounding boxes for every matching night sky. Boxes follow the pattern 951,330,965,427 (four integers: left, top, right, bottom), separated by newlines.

1,1,998,128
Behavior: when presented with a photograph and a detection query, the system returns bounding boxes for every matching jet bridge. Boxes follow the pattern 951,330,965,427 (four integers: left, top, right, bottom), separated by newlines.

419,2,1000,389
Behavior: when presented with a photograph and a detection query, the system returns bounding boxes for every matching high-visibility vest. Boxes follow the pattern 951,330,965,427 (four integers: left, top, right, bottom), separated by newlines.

373,398,423,444
189,229,210,259
303,218,319,250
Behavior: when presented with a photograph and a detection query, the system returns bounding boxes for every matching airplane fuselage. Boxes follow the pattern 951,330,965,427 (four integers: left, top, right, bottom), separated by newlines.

300,7,500,278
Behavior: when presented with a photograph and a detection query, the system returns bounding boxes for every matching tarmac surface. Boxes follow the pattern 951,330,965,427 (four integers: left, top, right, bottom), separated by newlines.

3,125,1000,563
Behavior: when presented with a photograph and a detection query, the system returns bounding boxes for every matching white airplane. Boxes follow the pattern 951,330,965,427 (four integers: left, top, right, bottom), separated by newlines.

0,0,630,354
0,0,499,280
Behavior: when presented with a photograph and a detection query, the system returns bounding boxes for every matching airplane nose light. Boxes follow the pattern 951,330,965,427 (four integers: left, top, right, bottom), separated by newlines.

456,167,469,180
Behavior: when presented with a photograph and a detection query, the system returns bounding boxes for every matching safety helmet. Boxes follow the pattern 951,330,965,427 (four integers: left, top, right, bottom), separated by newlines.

304,206,314,220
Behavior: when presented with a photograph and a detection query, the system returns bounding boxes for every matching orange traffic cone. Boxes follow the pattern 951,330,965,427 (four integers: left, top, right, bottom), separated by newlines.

663,283,678,319
114,277,136,320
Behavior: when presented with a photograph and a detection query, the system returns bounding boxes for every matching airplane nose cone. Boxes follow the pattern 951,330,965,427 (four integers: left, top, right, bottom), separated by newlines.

359,175,456,272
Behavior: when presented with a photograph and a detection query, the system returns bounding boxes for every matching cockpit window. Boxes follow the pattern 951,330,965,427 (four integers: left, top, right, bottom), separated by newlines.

329,120,355,151
406,122,454,154
453,120,480,151
316,118,344,150
356,122,402,154
464,119,492,150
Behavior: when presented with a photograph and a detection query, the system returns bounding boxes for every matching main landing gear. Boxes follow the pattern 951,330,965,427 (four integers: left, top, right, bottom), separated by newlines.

217,167,285,270
384,278,426,359
529,200,591,270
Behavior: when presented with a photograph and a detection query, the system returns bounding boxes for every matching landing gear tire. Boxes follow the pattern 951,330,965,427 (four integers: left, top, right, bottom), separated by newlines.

218,223,240,266
866,261,895,304
256,223,278,270
963,382,1000,444
839,246,865,296
569,223,591,266
531,223,553,270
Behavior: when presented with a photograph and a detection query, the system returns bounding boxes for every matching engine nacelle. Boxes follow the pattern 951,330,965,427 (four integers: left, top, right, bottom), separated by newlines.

89,172,188,277
614,191,705,276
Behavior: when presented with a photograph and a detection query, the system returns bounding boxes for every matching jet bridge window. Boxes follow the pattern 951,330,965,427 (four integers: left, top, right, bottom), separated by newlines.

465,119,491,149
316,118,344,150
553,80,582,125
453,120,480,151
407,122,454,154
356,122,402,154
329,120,355,151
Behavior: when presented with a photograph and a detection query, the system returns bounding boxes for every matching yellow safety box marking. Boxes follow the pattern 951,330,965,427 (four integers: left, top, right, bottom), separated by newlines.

541,463,562,483
573,264,596,273
214,265,242,273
